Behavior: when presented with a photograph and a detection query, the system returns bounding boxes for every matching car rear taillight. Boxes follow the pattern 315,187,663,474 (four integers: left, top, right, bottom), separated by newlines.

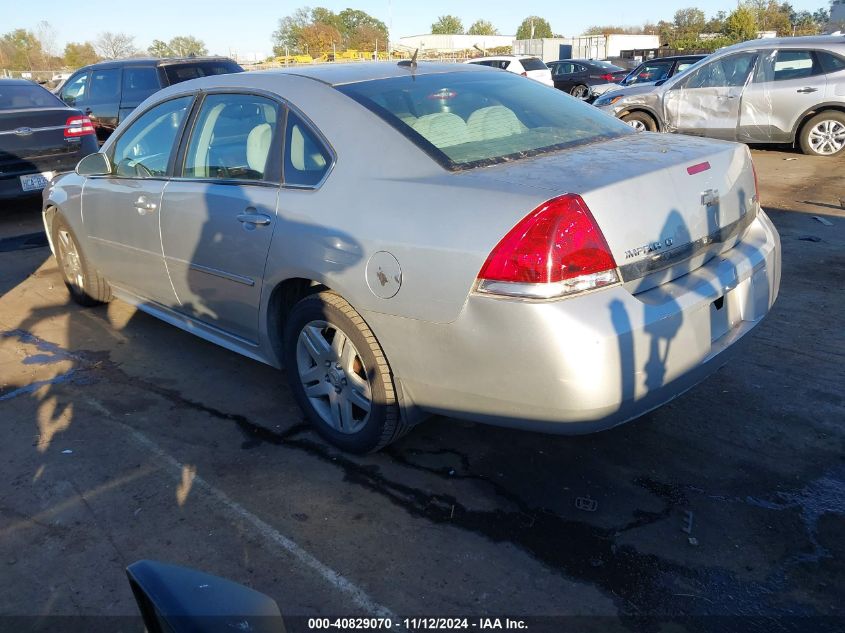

599,73,615,81
476,194,619,299
65,116,95,138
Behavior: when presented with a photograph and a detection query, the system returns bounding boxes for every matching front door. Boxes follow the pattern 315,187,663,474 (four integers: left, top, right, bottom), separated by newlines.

160,93,282,343
664,51,757,141
83,95,194,304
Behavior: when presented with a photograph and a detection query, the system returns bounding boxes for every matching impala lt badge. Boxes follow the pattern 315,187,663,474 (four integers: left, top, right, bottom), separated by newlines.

624,237,675,260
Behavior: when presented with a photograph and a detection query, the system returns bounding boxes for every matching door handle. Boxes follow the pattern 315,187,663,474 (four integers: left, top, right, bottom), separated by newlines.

796,87,818,94
133,196,157,215
237,213,272,226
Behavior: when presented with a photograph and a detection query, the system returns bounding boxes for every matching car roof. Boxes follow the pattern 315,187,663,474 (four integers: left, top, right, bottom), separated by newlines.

76,56,238,71
469,55,535,61
0,78,36,85
249,61,489,86
718,34,845,53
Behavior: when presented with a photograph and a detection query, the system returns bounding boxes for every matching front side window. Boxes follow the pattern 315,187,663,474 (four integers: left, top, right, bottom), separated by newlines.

61,72,89,106
681,52,756,89
183,93,280,181
88,68,121,104
337,70,631,170
111,96,193,178
283,111,331,187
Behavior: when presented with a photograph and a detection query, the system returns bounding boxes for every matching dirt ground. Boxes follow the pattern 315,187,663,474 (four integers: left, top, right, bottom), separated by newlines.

0,147,843,633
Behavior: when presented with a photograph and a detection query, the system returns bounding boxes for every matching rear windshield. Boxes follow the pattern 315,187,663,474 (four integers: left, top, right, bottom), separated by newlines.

0,83,64,110
337,70,632,170
520,57,548,71
163,61,243,85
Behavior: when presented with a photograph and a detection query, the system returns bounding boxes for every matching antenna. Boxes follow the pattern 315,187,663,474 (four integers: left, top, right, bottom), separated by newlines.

410,47,418,68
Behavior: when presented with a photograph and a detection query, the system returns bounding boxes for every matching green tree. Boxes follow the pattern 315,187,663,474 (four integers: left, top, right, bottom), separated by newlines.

704,10,728,32
516,16,553,39
467,19,499,35
167,36,207,57
272,7,312,54
723,6,758,41
0,29,45,70
431,15,464,35
673,7,707,38
63,42,99,68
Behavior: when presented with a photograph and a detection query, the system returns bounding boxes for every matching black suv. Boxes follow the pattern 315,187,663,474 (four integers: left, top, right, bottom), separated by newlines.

58,57,243,142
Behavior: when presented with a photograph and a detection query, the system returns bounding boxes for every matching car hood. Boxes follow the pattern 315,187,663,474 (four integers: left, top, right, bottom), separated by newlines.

597,82,662,103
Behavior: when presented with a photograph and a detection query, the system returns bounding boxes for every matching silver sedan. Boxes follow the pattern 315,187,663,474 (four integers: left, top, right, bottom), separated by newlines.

43,62,781,452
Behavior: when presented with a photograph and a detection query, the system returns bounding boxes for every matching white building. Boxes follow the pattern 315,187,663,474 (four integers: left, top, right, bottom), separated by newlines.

513,34,660,62
396,34,515,54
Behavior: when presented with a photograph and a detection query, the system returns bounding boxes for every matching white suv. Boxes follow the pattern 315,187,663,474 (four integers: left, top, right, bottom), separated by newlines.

465,55,554,86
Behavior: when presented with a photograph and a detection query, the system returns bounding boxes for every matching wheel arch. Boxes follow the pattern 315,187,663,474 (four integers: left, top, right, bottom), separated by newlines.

791,103,845,144
617,107,662,131
265,277,328,365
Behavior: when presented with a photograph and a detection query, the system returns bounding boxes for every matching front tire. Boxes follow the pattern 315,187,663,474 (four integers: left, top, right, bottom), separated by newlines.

621,111,657,132
799,111,845,156
283,291,406,453
570,84,590,101
52,215,111,306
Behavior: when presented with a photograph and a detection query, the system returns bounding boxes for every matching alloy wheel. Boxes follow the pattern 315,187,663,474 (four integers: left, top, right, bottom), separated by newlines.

57,230,84,290
626,119,647,132
296,320,372,434
808,119,845,155
571,85,590,100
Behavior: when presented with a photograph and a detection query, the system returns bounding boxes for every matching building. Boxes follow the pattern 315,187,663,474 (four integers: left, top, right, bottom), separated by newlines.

831,0,845,25
396,34,515,55
513,34,660,62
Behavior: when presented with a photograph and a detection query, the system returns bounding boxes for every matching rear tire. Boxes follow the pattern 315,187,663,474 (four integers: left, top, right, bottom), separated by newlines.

798,111,845,157
51,215,111,306
282,291,407,453
621,111,657,132
570,84,590,100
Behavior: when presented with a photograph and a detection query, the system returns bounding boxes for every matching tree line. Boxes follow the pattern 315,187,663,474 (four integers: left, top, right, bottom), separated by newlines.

0,23,209,71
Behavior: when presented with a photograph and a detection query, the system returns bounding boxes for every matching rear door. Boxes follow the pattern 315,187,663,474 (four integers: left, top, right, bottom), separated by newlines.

739,49,828,143
82,95,194,303
551,62,577,91
664,51,757,140
159,92,281,342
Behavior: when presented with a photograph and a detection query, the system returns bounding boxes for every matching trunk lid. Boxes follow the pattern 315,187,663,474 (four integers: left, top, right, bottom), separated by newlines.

469,133,757,289
0,108,82,175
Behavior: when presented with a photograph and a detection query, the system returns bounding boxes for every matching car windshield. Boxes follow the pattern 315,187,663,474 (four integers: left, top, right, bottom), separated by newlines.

520,57,548,71
0,83,64,109
337,71,632,170
623,61,674,85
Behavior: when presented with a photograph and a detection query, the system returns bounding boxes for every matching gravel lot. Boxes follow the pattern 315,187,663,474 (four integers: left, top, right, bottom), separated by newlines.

0,147,843,633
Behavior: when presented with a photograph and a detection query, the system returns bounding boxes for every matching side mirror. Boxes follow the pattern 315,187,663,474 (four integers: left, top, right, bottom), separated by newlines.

76,152,111,176
126,560,286,633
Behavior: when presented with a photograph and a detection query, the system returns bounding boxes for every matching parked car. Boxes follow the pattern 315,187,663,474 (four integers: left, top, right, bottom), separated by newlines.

618,54,707,88
594,36,845,156
43,62,780,453
546,59,629,100
464,55,553,86
58,57,243,142
0,79,97,202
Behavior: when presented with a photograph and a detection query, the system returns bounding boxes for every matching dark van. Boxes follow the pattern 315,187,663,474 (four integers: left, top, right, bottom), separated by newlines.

58,57,243,142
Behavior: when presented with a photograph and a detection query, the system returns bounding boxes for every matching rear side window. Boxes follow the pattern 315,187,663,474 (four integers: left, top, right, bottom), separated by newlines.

163,61,243,85
337,71,631,170
183,93,280,181
0,83,64,109
111,96,192,178
520,57,547,71
122,67,161,103
818,50,845,73
772,50,821,81
283,111,331,187
88,68,121,103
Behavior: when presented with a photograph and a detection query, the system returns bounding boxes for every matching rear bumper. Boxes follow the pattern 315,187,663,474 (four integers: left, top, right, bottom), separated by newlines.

367,209,781,434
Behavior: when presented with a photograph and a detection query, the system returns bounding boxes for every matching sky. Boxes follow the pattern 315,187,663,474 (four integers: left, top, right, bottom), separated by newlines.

9,0,834,59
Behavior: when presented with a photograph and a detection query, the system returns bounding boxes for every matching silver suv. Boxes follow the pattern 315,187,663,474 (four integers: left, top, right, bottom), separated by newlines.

595,35,845,156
